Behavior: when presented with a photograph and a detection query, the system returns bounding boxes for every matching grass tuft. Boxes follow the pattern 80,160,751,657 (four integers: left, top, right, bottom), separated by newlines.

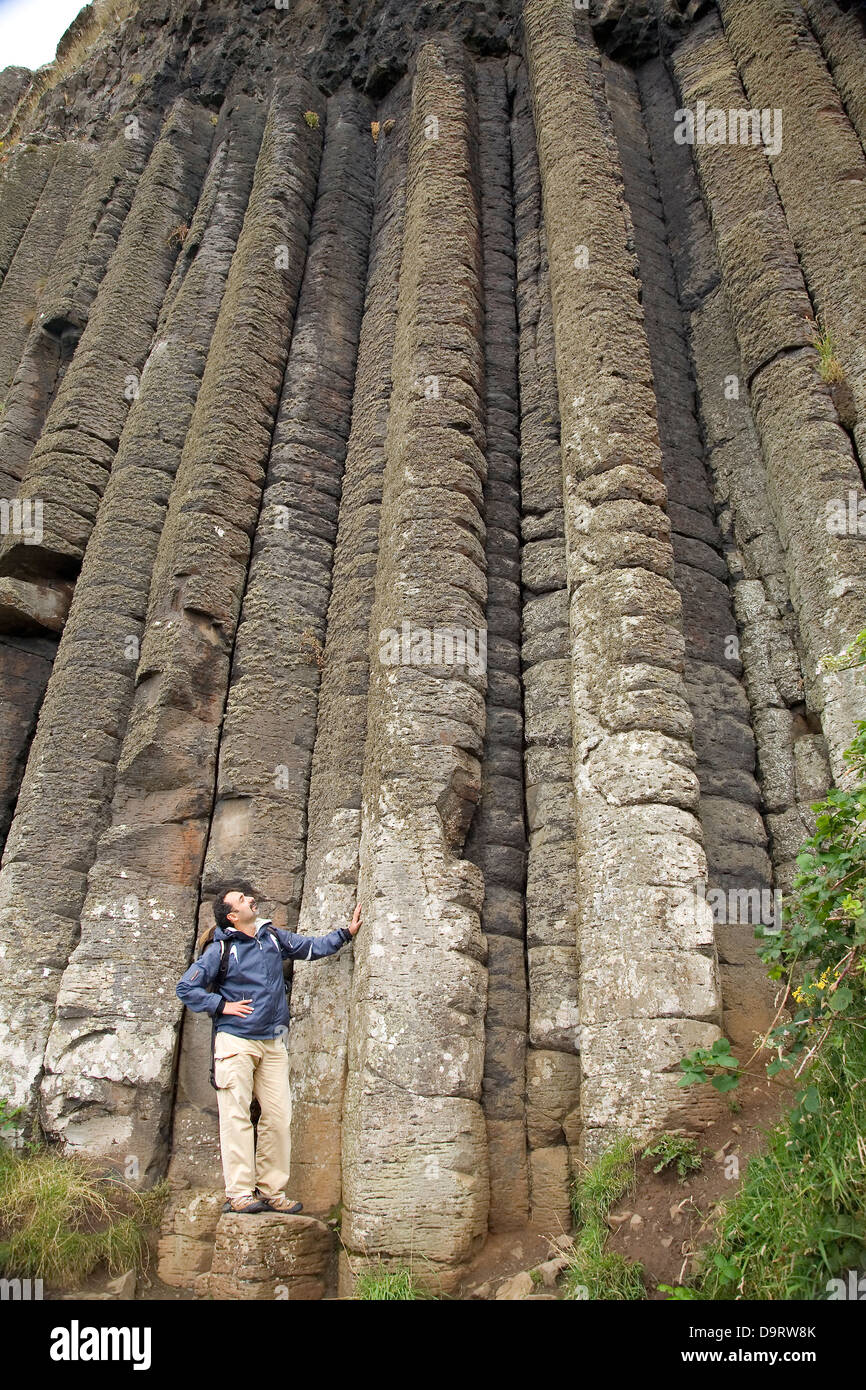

813,326,845,384
0,1140,168,1288
353,1262,438,1300
563,1136,645,1300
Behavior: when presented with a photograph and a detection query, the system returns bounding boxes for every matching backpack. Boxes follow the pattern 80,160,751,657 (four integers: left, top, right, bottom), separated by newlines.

206,930,290,1089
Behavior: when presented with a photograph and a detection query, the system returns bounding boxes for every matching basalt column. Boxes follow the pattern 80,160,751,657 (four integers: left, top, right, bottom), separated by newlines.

36,78,321,1170
0,99,209,597
719,0,866,473
672,12,866,780
510,59,579,1230
0,99,216,1123
0,143,93,406
342,38,489,1290
639,55,832,896
0,144,57,290
464,59,529,1233
169,84,376,1189
524,0,723,1156
0,125,154,507
0,632,56,851
803,0,866,153
602,56,775,1050
288,83,411,1215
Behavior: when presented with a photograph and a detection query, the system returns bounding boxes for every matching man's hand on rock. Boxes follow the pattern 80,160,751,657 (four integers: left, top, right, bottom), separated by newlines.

348,903,362,936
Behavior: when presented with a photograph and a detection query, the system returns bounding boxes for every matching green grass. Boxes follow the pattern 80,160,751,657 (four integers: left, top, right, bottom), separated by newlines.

0,1141,167,1288
677,1029,866,1300
353,1262,439,1300
563,1136,645,1300
813,326,845,384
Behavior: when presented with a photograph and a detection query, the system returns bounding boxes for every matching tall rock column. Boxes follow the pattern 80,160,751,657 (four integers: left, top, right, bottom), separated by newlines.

168,83,376,1189
602,55,775,1050
803,0,866,154
0,99,221,1124
719,0,866,470
464,59,529,1233
0,143,93,404
0,633,56,852
342,37,490,1290
0,125,153,503
524,0,723,1157
672,12,866,779
0,144,57,289
288,82,411,1215
0,100,209,585
37,77,322,1171
510,58,579,1230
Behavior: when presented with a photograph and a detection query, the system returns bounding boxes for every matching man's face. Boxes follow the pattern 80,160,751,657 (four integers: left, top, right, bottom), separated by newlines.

225,889,258,929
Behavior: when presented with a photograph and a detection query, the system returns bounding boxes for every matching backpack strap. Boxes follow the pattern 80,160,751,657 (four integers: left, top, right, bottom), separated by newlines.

213,939,229,991
208,940,229,1091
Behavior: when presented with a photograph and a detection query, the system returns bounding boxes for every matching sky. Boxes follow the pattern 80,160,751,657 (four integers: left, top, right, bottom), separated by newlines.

0,0,90,70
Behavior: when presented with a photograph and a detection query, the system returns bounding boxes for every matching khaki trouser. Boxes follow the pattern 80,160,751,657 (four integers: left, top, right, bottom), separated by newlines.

213,1032,292,1200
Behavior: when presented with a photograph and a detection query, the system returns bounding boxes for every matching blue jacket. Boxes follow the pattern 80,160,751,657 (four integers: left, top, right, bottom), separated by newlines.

176,916,351,1041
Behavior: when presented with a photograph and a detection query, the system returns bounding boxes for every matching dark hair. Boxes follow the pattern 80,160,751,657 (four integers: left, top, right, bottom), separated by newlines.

196,880,258,952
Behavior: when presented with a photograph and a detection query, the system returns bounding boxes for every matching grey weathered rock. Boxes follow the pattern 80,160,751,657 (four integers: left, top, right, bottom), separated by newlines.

197,1212,334,1300
157,1187,227,1287
0,0,864,1299
37,78,322,1165
342,36,490,1292
288,77,410,1216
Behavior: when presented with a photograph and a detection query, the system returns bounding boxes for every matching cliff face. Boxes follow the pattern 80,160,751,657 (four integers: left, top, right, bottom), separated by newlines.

1,0,865,1292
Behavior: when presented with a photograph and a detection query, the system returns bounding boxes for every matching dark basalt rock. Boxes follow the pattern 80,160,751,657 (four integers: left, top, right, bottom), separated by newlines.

0,0,864,1294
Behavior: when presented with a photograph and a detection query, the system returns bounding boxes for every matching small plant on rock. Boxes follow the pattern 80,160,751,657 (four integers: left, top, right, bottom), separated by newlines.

642,1133,704,1182
812,325,845,385
299,626,326,669
0,1097,23,1140
303,110,319,129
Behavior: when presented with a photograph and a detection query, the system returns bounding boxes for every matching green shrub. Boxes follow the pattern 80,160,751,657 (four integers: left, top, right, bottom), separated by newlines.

663,1027,866,1299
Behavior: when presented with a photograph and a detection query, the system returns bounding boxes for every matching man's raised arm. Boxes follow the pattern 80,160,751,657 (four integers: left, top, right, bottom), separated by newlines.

274,902,362,961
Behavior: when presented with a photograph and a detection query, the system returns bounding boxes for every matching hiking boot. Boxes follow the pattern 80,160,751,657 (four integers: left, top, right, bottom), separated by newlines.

222,1193,267,1214
256,1190,303,1214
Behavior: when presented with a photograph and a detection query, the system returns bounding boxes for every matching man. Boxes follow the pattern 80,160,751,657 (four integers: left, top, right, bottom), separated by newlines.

177,882,361,1214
